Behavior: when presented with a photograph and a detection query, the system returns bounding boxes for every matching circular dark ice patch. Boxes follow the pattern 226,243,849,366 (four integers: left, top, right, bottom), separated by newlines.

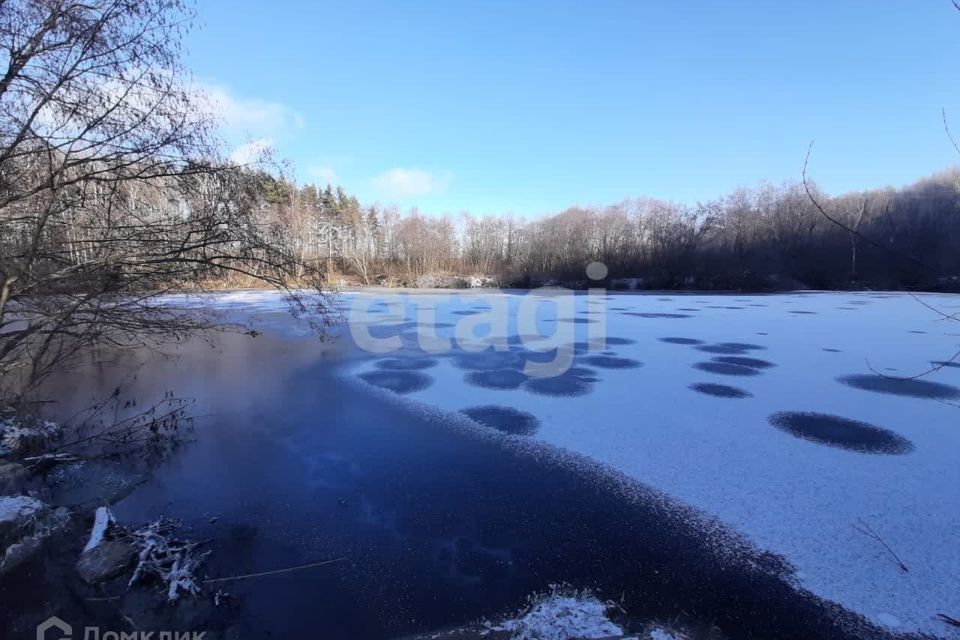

622,312,693,319
519,346,576,364
565,366,599,381
712,356,775,369
659,337,704,345
452,350,524,371
558,317,596,324
523,368,597,397
768,412,913,455
689,383,753,399
466,369,529,390
571,337,636,352
822,348,842,353
507,334,563,349
367,322,418,339
693,362,762,376
837,374,960,399
359,370,432,394
452,310,481,316
696,342,765,355
790,311,818,315
376,357,438,371
461,406,539,436
581,355,642,369
718,342,765,351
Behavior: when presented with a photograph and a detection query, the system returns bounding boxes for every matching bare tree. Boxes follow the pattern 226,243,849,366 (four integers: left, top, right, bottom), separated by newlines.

0,0,331,405
849,197,867,281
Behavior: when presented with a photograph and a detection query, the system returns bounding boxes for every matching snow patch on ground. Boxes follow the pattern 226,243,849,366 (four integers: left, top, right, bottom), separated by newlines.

875,613,901,628
0,495,45,524
0,495,69,573
0,415,61,455
490,591,623,640
83,506,116,552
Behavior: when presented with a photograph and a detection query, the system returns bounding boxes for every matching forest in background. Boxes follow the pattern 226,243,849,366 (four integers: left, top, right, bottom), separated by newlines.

2,0,959,405
255,168,960,291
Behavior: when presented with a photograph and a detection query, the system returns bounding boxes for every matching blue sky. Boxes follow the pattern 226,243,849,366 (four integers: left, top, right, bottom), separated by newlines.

186,1,960,217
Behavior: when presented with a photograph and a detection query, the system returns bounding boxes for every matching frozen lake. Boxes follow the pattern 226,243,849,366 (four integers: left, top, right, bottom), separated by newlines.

335,288,960,639
35,288,960,639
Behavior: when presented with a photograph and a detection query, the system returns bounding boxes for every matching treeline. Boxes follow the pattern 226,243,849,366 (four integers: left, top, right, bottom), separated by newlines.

2,0,959,412
254,170,960,291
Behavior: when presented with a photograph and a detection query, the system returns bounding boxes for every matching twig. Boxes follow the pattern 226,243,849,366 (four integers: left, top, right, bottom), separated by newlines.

937,613,960,628
852,518,909,573
908,292,960,322
865,345,960,382
802,143,937,276
23,452,79,465
203,557,349,584
945,109,960,156
804,145,960,382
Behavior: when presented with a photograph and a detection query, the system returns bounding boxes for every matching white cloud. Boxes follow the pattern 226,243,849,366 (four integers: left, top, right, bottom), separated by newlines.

196,81,302,137
371,168,450,198
230,137,274,165
307,164,339,185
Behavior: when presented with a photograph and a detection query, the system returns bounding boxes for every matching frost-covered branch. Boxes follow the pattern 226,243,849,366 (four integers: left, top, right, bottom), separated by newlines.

127,517,209,602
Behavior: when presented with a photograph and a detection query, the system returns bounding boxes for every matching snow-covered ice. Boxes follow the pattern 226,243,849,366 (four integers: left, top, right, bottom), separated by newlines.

206,288,960,638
